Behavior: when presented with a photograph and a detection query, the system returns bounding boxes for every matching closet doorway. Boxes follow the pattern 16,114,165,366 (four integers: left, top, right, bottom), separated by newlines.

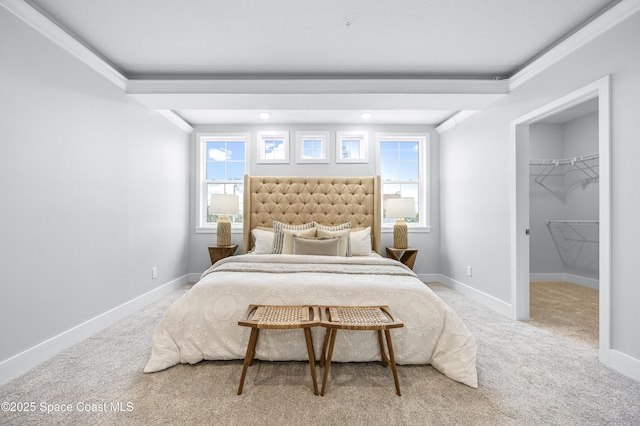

509,76,611,362
528,98,599,348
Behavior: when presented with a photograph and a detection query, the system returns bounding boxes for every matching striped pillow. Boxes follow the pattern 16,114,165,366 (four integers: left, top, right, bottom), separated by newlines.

316,223,352,256
269,221,318,254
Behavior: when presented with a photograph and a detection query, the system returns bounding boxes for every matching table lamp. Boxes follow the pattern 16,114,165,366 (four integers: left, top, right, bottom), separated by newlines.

210,194,239,246
385,197,416,249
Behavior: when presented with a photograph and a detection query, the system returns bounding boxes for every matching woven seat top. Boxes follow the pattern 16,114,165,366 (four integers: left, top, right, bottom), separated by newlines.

253,305,310,326
328,306,389,328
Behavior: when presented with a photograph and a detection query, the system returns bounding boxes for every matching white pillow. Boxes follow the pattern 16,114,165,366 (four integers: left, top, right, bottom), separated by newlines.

316,228,350,256
281,227,317,254
350,227,372,256
252,228,274,254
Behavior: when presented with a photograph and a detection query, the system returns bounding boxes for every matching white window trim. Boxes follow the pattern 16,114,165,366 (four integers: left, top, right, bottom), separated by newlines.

295,131,330,163
256,130,290,164
195,132,249,233
336,131,369,163
376,132,430,231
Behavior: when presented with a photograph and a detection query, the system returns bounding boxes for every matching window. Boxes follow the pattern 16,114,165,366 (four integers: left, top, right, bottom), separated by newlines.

377,133,429,230
336,131,368,163
296,131,329,163
256,131,289,163
196,133,248,231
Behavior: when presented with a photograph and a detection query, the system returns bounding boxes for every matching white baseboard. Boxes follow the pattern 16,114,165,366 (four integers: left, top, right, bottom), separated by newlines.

187,272,203,283
0,274,189,386
426,274,513,318
608,348,640,382
530,273,599,289
415,273,442,283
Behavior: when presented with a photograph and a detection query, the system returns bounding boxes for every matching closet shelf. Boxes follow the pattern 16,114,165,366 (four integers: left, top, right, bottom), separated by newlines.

547,220,599,225
530,153,599,184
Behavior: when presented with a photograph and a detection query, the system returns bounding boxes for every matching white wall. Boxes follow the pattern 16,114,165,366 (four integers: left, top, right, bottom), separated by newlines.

529,123,567,277
188,124,441,276
0,8,190,370
529,112,599,283
440,10,640,363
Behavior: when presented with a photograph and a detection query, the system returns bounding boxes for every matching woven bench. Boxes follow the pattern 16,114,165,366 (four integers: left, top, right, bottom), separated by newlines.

319,305,404,396
237,304,320,395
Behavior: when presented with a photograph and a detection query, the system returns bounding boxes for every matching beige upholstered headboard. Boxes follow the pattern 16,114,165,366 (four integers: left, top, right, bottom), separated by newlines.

243,175,382,254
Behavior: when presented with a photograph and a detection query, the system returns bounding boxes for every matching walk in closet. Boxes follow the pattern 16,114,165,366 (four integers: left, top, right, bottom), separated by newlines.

527,99,600,346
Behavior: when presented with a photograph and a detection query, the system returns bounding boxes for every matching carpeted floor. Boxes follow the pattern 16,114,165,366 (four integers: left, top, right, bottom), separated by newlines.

1,282,639,425
529,280,599,347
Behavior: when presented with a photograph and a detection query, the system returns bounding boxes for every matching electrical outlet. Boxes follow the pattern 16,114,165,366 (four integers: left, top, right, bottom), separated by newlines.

466,266,472,277
152,267,158,279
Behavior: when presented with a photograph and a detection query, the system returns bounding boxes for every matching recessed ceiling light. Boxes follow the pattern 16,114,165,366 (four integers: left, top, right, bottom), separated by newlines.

259,112,271,119
361,112,373,120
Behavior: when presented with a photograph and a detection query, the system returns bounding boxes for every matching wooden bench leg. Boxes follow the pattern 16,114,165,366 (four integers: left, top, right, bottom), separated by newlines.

237,327,259,395
377,330,389,368
304,328,319,395
320,329,337,396
320,327,331,367
384,329,401,396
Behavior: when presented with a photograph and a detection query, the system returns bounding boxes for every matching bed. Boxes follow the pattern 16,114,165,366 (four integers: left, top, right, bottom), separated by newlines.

144,176,478,388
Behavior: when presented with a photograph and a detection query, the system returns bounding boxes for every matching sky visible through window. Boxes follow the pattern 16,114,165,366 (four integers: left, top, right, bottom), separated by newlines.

263,139,285,160
381,140,420,223
206,141,245,180
302,139,323,159
206,140,244,223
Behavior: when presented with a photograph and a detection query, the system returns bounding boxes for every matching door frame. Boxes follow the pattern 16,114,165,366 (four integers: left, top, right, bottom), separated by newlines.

509,76,611,362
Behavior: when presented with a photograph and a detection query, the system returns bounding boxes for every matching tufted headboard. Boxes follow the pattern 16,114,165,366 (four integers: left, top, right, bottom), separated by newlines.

242,175,381,254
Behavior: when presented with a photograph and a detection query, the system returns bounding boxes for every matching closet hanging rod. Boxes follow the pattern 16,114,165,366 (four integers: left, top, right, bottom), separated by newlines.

529,152,599,166
547,220,599,225
530,153,599,184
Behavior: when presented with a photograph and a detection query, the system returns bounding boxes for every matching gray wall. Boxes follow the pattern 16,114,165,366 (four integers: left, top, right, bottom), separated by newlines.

188,124,441,276
529,112,599,282
0,8,190,363
440,11,640,359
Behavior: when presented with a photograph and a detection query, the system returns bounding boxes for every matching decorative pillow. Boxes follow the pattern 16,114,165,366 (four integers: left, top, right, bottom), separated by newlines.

281,227,317,254
350,227,372,256
317,223,352,232
251,228,274,254
316,228,351,256
269,221,318,254
292,236,340,256
317,223,352,256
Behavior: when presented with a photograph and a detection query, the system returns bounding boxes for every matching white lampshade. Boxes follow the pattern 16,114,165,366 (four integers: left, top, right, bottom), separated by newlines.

386,197,416,219
209,194,239,216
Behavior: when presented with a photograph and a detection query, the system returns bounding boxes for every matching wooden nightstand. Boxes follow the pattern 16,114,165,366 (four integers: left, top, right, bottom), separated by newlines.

208,244,238,264
385,247,418,270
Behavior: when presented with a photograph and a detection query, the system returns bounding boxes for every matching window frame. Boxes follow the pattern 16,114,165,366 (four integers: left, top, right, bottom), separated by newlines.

195,132,249,233
256,130,290,164
336,131,369,163
295,131,330,163
376,132,430,231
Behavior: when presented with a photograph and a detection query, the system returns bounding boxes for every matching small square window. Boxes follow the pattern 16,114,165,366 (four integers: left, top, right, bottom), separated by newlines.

296,131,329,163
256,131,289,163
336,131,368,163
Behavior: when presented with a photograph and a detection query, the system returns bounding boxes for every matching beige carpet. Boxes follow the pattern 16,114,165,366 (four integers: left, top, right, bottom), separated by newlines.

529,281,599,347
1,282,638,425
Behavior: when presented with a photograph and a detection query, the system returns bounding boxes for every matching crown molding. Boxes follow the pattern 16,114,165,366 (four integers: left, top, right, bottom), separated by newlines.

509,0,640,90
155,110,193,133
435,110,477,134
0,0,128,90
126,78,509,96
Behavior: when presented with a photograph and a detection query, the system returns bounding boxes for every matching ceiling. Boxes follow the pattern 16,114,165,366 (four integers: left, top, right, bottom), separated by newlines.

20,0,621,126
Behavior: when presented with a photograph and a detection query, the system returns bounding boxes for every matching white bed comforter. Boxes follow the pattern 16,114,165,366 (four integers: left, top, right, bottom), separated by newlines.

144,254,478,388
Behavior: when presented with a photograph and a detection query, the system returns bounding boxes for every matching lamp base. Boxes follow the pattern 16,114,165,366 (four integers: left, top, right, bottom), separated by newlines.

393,219,408,249
217,216,231,246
